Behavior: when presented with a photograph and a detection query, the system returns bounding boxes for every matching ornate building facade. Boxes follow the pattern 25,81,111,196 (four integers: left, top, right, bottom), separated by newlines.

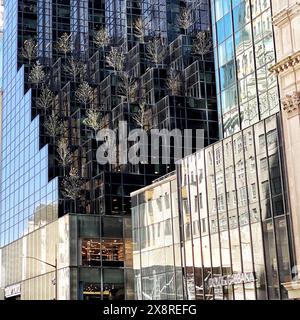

270,0,300,299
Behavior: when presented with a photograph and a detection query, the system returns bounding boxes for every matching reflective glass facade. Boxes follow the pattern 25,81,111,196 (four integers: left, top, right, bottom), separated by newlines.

0,0,59,247
0,0,3,87
132,114,295,300
132,173,184,300
179,113,293,300
211,0,280,137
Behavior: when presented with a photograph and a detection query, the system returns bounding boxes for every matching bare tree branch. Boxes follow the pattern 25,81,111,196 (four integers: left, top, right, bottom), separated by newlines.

166,68,182,96
178,8,194,34
133,101,151,130
146,38,167,68
36,87,54,111
75,81,94,107
106,47,125,72
94,27,110,49
22,38,37,64
63,57,86,82
44,114,62,138
192,31,212,58
57,138,72,171
57,33,72,57
62,167,84,201
118,72,138,103
134,17,145,42
29,61,46,85
82,108,103,137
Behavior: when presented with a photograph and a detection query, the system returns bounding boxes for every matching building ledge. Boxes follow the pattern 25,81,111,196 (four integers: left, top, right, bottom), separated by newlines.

269,50,300,74
273,3,300,27
282,281,300,300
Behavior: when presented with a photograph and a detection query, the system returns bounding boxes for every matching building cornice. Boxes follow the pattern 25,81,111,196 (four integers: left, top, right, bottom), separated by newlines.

273,2,300,27
269,50,300,74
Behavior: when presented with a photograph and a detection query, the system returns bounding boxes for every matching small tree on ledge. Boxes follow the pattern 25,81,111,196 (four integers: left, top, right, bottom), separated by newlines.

57,138,73,176
57,33,72,58
82,108,103,138
178,7,194,35
63,57,86,82
133,101,151,130
166,68,182,96
22,38,37,65
44,114,62,144
134,17,145,43
29,61,46,86
94,27,110,50
37,87,54,112
106,47,125,72
118,72,138,104
192,31,212,59
146,37,167,68
75,81,94,108
62,167,84,213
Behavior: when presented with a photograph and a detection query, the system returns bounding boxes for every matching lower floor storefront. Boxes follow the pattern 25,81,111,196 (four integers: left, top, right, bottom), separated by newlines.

0,214,134,300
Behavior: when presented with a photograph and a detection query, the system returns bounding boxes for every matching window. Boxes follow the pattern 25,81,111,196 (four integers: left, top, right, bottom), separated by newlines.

217,193,225,212
227,191,230,205
183,199,189,215
261,181,270,199
267,129,277,146
148,201,153,215
233,191,237,205
260,158,268,172
215,147,222,166
239,187,247,206
201,218,207,234
82,239,101,266
193,220,200,236
259,134,266,149
198,169,204,183
251,183,257,200
208,151,213,165
164,193,170,209
157,196,163,211
237,160,245,179
194,195,198,213
199,193,203,209
81,238,124,267
101,239,124,262
249,157,256,172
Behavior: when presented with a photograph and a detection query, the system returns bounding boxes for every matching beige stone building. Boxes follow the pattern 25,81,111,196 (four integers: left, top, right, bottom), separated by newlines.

271,0,300,299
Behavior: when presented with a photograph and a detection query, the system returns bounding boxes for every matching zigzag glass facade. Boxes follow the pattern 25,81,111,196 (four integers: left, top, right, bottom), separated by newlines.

211,0,279,137
0,0,59,247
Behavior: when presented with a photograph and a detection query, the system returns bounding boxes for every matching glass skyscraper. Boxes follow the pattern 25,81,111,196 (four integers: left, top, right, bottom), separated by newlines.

0,0,218,300
131,0,297,301
211,0,279,137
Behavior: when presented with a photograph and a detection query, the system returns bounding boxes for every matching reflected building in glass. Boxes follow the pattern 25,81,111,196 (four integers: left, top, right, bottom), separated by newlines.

131,0,297,301
132,173,184,300
132,113,295,300
211,0,280,137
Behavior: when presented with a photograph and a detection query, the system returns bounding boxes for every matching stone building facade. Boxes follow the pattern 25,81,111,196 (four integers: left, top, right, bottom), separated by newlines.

271,0,300,299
